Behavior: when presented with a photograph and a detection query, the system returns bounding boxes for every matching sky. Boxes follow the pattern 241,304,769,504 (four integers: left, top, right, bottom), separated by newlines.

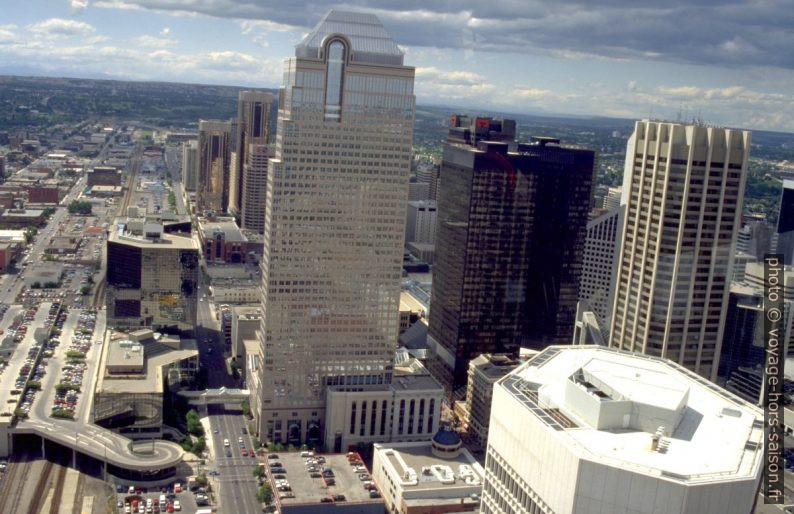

3,1,794,132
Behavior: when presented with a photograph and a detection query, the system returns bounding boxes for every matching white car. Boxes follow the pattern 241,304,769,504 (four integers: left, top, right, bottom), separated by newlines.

224,438,230,447
173,500,181,511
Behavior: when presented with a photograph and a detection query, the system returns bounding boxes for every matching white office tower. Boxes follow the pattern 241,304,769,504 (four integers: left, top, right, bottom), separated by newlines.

482,345,763,514
602,186,622,211
578,207,621,331
258,10,416,445
241,144,274,234
609,121,750,380
405,200,437,245
181,140,198,192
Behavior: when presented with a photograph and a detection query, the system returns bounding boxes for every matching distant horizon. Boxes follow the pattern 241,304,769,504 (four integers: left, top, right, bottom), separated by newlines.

5,71,793,137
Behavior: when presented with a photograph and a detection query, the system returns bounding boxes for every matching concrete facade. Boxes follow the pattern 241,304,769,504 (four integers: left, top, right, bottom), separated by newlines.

609,121,750,380
481,345,763,514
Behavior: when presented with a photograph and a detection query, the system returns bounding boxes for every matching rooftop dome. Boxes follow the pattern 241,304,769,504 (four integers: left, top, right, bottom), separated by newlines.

431,425,462,459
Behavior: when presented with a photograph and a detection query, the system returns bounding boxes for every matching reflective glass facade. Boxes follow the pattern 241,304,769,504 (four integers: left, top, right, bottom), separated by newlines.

428,128,595,393
258,12,415,444
197,120,231,214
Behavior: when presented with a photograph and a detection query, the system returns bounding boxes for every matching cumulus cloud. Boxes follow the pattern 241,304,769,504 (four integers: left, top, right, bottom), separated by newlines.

134,34,176,48
76,0,794,71
0,24,16,43
28,18,96,37
415,66,486,85
70,0,89,13
512,87,552,100
240,19,296,34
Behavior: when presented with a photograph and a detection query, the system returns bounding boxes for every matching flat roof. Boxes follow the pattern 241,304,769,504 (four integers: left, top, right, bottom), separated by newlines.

392,362,442,392
206,263,259,279
200,220,247,242
270,453,383,507
109,227,198,251
501,346,764,483
1,209,44,217
106,339,145,370
96,331,198,394
26,263,64,279
399,291,425,314
375,441,484,493
470,354,520,380
233,304,261,319
0,230,25,242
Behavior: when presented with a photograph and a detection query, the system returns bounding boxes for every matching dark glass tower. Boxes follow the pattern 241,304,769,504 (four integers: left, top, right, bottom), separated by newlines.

776,180,794,265
427,116,595,393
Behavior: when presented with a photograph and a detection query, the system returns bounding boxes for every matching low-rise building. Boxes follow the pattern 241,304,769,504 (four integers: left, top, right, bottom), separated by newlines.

198,217,254,264
461,354,520,447
0,242,20,272
87,166,122,187
90,185,123,197
399,292,426,337
0,229,27,244
231,304,260,362
24,263,64,287
406,242,435,265
322,356,445,453
27,186,60,204
208,280,260,304
46,235,81,255
0,208,47,227
94,329,199,438
372,431,484,514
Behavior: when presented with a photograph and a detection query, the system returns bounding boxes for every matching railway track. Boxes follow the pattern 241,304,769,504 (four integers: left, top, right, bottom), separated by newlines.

26,460,54,514
92,275,106,308
120,145,141,215
0,456,26,512
47,463,68,514
0,456,54,514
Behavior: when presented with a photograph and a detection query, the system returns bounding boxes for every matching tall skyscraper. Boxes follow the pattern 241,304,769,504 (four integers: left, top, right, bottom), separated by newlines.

775,180,794,264
578,207,621,330
602,185,622,211
241,144,274,234
197,120,231,214
482,345,763,514
427,116,595,394
257,10,415,444
235,91,274,222
405,200,437,245
181,140,197,192
609,120,750,380
720,262,794,404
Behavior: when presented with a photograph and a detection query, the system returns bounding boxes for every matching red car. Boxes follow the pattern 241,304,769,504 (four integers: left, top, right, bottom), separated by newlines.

241,449,248,457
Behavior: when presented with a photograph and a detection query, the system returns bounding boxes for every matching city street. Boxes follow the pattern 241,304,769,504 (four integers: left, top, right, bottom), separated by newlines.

189,201,258,511
207,404,260,514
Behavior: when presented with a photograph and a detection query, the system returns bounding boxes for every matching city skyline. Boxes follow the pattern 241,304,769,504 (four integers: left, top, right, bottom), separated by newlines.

3,1,794,132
